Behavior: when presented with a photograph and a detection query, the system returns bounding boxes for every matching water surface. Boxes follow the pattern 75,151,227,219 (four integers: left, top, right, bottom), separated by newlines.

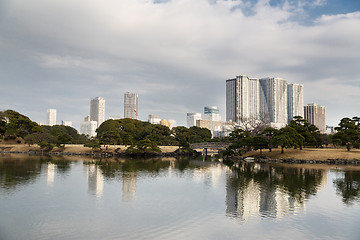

0,155,360,240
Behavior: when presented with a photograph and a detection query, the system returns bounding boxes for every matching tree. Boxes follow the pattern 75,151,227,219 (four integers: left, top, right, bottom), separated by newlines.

126,139,161,154
261,127,277,152
84,139,101,154
3,110,43,139
228,129,252,155
289,116,321,148
332,117,360,151
238,113,270,136
272,126,304,153
252,135,268,154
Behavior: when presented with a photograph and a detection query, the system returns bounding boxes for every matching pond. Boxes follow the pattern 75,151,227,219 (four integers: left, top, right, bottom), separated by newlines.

0,155,360,240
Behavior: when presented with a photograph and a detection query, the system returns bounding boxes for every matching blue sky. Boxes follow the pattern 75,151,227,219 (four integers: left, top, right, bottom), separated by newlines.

0,0,359,129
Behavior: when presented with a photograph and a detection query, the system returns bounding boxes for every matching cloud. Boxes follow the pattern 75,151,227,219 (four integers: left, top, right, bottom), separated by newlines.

0,0,359,127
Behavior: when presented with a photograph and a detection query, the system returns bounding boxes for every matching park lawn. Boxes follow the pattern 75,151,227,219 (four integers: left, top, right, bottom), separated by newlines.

243,147,360,160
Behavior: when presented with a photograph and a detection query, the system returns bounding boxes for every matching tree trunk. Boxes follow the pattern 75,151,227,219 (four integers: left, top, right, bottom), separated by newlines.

281,146,284,154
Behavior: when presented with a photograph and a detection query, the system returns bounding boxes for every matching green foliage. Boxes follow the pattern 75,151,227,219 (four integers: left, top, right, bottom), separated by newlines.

252,135,268,154
96,119,174,146
125,139,161,154
41,125,86,144
228,129,252,155
24,132,56,146
332,117,360,151
1,110,43,139
84,139,101,151
272,126,304,153
38,141,54,151
289,116,321,148
172,126,212,149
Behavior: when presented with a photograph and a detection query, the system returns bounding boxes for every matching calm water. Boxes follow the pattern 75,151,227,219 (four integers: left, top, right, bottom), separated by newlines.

1,155,360,240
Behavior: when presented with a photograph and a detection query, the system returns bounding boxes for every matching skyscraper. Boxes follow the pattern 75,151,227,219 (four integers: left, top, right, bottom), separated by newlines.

304,103,326,133
226,75,303,128
287,83,304,123
90,97,105,127
124,92,138,119
259,77,288,127
226,75,260,123
46,109,56,126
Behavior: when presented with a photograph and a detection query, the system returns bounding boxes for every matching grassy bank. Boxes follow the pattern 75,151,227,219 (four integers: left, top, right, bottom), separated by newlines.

241,147,360,160
0,143,179,154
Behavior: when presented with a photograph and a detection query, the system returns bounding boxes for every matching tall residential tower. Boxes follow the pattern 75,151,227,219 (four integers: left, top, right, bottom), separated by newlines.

90,97,105,127
304,103,326,133
226,75,303,128
46,109,56,126
124,92,138,119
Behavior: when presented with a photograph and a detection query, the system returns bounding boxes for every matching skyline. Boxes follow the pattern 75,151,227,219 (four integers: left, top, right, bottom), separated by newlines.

0,0,359,128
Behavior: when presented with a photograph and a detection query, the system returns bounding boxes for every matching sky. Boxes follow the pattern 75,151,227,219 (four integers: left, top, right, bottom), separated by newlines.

0,0,359,129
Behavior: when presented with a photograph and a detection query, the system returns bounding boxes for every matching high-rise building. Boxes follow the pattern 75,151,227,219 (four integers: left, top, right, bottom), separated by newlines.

226,75,303,129
148,114,161,124
204,106,221,122
287,83,304,123
124,92,138,119
226,76,260,123
46,109,56,126
187,113,201,128
304,103,326,133
90,97,105,127
259,77,288,127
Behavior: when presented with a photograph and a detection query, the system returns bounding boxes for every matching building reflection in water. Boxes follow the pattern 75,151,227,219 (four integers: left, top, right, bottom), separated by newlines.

226,162,326,222
46,162,55,186
192,163,223,188
87,164,104,198
122,172,137,202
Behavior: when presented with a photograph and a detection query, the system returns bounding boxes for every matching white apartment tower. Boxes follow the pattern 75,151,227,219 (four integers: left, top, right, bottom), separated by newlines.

187,113,202,128
226,75,260,123
226,75,303,128
124,92,138,119
46,109,56,126
90,97,105,127
287,83,304,123
259,77,288,128
304,103,326,133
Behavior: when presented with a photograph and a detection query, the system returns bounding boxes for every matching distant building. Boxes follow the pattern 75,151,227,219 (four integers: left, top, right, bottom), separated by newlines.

226,75,303,129
187,113,201,128
109,116,121,120
84,116,90,122
204,106,221,122
326,125,335,134
46,109,56,126
259,77,288,128
168,120,176,129
124,92,138,119
304,103,326,133
226,75,260,123
80,120,98,137
90,97,105,127
61,120,72,127
287,83,304,123
148,114,161,125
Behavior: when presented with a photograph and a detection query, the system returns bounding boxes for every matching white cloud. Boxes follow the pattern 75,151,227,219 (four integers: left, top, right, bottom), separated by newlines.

0,0,359,126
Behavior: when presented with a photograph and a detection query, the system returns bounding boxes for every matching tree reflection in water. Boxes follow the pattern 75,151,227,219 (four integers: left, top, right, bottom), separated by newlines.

226,162,324,222
333,170,360,205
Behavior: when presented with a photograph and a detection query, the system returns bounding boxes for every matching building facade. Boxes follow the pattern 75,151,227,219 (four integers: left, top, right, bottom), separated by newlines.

287,83,304,123
204,106,221,122
80,120,98,137
187,112,202,128
124,92,138,119
226,75,303,129
226,75,260,123
259,77,288,128
90,97,105,127
46,109,56,126
304,103,326,133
